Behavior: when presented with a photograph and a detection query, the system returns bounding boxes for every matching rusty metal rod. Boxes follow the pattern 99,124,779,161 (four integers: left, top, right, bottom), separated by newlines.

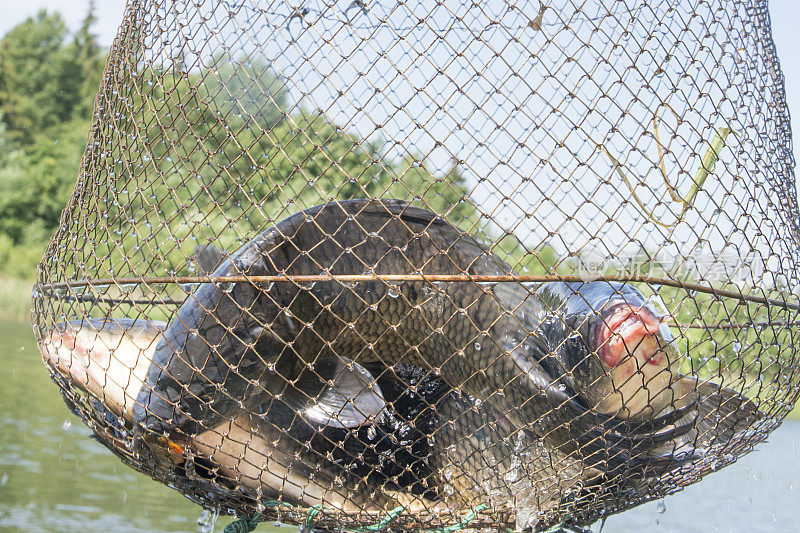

35,273,800,311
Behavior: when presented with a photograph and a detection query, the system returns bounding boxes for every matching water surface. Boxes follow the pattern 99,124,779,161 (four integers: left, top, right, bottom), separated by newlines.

1,318,797,532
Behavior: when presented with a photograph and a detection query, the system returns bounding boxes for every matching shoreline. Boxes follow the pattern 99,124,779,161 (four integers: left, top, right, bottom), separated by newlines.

0,276,32,322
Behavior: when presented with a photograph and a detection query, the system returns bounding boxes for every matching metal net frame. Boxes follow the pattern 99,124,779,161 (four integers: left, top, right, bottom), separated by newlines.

31,0,799,531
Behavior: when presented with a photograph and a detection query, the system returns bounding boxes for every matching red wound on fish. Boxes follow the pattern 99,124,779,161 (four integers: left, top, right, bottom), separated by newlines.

46,329,80,366
596,305,665,369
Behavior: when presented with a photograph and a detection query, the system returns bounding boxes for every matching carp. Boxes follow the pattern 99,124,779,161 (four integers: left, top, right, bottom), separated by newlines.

39,317,411,512
133,199,736,472
40,199,760,528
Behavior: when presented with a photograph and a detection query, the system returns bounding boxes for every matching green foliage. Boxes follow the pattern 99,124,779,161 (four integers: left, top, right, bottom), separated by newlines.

0,119,90,243
0,6,103,139
71,2,104,117
0,7,103,281
0,11,81,142
0,7,557,290
76,57,500,280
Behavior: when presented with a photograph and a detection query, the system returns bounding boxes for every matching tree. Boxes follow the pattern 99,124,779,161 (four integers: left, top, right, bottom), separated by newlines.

0,117,89,240
0,8,105,145
0,11,80,143
70,1,104,118
0,6,104,279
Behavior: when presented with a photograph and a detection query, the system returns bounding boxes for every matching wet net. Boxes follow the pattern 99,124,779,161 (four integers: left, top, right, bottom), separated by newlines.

31,0,799,531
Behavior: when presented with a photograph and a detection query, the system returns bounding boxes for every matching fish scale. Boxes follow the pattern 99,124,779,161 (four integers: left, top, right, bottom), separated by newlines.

135,199,695,476
428,377,654,530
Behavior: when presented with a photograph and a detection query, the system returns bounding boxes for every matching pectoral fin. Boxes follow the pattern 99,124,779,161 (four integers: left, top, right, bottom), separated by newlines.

296,357,386,429
686,377,761,446
191,244,227,274
631,376,762,470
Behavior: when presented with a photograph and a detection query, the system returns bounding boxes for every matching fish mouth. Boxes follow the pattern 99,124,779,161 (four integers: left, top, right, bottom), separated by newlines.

594,303,667,369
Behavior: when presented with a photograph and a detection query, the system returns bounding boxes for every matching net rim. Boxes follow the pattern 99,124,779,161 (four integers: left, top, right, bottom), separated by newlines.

35,273,800,311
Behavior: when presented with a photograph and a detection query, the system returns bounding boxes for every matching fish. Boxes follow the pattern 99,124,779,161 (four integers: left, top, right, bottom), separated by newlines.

39,317,422,512
41,317,166,420
428,377,760,531
424,281,761,530
134,199,701,474
191,243,227,275
39,293,759,529
43,199,760,527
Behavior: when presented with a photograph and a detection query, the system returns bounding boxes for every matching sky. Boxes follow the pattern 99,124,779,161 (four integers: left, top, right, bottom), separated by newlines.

0,0,797,164
0,0,796,173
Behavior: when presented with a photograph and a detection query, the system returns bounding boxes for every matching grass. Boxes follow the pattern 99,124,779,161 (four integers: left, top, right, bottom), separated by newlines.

0,275,33,322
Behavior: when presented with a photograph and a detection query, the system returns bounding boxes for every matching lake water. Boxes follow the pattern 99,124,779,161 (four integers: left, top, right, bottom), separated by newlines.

1,317,798,533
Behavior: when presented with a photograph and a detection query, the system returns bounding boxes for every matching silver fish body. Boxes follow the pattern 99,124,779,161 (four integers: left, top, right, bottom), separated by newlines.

39,318,410,512
40,294,759,528
42,199,760,526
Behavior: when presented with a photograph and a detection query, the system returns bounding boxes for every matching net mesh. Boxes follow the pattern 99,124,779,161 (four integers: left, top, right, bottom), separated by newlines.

31,0,799,530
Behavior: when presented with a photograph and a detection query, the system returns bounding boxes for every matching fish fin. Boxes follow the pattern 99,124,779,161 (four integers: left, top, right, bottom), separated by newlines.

547,391,701,477
191,244,227,274
603,377,762,475
688,377,761,446
295,357,386,429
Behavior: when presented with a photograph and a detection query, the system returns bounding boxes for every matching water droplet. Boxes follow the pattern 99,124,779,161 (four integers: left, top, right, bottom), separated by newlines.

197,508,219,533
62,420,72,431
656,500,666,514
474,342,482,351
387,284,400,298
504,470,519,482
366,425,377,440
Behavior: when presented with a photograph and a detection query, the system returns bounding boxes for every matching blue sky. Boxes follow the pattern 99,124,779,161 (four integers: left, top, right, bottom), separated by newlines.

1,0,798,167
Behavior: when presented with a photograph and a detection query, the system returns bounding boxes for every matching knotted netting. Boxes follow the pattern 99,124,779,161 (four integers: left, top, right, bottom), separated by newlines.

31,0,799,530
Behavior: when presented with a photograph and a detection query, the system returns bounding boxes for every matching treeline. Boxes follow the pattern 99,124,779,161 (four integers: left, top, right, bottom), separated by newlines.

0,8,105,278
0,7,486,283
